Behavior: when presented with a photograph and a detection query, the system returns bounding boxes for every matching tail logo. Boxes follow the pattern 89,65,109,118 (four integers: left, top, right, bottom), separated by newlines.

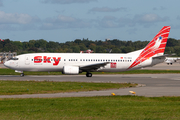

128,26,171,69
154,36,162,49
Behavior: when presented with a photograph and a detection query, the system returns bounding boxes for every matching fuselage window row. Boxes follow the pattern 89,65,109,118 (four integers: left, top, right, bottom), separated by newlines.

32,59,132,62
73,59,132,62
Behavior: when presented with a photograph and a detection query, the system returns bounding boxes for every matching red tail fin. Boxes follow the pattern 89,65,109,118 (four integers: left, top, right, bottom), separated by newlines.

143,26,170,55
129,26,171,69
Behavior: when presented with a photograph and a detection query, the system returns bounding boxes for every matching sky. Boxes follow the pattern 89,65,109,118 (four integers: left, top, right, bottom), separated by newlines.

0,0,180,43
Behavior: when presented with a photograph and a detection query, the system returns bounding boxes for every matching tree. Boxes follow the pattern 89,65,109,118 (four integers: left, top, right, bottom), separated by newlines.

96,46,106,53
167,38,179,47
47,41,59,51
12,41,23,50
71,46,80,53
34,39,47,49
112,48,121,53
121,46,133,53
74,39,82,45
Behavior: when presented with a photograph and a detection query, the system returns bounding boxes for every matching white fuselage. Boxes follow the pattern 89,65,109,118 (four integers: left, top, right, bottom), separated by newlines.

4,52,163,73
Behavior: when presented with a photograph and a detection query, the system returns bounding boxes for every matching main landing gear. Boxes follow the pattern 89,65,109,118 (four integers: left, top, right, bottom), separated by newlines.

86,72,92,77
20,73,24,77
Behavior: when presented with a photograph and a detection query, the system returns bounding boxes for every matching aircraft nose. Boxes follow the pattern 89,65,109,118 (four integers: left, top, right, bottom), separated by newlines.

4,61,10,68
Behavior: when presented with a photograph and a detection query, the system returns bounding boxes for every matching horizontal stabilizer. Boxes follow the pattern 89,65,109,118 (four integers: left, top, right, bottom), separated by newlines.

152,54,176,59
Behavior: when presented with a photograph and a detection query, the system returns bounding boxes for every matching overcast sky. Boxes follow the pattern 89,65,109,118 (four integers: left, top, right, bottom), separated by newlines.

0,0,179,42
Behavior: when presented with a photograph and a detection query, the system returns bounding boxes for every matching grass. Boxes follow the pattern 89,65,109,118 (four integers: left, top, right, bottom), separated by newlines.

0,81,136,95
0,96,180,119
1,68,180,75
1,69,180,119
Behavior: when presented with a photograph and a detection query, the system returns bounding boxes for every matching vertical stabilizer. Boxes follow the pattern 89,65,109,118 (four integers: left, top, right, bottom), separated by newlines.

129,26,171,69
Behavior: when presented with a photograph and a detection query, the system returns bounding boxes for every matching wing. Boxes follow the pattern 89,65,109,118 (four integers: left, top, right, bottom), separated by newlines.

80,62,109,71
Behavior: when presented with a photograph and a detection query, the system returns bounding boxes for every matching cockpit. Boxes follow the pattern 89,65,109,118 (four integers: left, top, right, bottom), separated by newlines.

10,57,19,60
4,57,19,69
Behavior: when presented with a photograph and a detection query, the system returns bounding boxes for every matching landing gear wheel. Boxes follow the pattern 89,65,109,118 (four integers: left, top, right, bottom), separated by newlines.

20,73,24,77
86,73,92,77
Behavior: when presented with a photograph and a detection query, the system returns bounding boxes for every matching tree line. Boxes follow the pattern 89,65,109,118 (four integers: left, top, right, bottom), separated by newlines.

0,38,179,56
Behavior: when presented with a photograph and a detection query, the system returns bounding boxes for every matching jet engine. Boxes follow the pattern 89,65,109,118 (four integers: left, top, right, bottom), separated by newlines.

62,66,79,75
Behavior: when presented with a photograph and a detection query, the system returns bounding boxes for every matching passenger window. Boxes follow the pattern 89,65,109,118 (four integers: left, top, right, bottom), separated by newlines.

14,58,18,60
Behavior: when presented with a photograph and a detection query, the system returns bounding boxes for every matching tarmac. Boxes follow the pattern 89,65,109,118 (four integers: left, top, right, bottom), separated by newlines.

0,63,180,98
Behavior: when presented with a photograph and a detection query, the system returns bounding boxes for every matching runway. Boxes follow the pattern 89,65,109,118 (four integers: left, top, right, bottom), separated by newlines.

1,74,180,98
1,62,180,98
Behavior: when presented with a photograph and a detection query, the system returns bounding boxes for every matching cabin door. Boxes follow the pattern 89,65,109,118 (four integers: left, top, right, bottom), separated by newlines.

25,55,30,65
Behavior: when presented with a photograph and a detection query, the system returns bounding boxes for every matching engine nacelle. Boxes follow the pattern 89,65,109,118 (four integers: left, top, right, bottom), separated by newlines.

63,66,79,75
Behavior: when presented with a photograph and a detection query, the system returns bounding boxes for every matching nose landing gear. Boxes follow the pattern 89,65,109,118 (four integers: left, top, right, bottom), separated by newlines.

15,70,24,77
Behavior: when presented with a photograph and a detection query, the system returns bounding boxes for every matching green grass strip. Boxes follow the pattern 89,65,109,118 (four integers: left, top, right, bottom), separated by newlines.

0,81,136,95
0,96,180,120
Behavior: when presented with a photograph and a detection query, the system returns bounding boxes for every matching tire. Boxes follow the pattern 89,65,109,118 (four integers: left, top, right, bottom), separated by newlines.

20,73,24,77
86,73,92,77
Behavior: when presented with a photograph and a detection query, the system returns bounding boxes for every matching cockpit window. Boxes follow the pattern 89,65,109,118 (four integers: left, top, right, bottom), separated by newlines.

11,58,19,60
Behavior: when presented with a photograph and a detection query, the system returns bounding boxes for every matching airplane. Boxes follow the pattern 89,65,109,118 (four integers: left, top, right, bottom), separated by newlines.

164,57,180,65
4,26,171,77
